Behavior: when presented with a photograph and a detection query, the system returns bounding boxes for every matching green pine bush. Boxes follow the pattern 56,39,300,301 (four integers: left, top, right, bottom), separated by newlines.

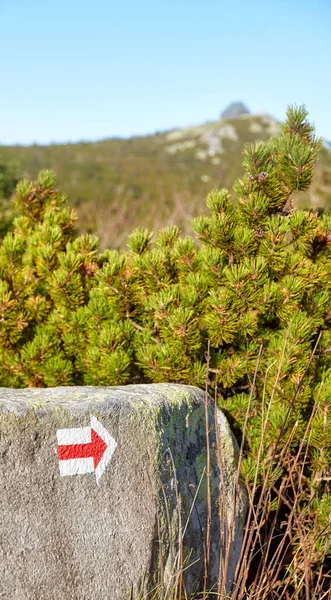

0,160,18,239
1,106,330,578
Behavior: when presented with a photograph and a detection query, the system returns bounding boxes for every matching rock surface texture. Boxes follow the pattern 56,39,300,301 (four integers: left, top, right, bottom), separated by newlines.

0,384,246,600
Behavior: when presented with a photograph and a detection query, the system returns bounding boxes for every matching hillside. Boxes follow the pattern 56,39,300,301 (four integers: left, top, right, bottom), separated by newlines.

1,112,330,249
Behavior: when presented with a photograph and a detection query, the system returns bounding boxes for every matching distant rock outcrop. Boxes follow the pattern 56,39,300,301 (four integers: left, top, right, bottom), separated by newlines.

221,102,250,120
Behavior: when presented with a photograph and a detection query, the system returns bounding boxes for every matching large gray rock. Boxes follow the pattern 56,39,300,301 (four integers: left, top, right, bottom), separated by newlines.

0,384,246,599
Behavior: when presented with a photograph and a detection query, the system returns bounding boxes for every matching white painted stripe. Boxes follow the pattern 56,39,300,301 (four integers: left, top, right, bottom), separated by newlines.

56,427,91,446
90,415,112,446
59,457,94,477
95,443,117,484
91,415,117,484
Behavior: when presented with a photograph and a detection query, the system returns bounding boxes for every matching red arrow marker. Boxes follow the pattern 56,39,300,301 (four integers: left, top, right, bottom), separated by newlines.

58,428,108,469
56,416,117,483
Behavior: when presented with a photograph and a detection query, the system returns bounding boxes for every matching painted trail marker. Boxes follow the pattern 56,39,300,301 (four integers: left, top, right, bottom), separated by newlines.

57,415,117,483
1,385,247,600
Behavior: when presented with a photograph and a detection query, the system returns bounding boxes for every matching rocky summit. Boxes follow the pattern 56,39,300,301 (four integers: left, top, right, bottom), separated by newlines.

220,101,251,120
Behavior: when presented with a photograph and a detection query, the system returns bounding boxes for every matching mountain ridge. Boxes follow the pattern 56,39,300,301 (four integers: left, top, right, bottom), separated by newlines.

0,112,330,249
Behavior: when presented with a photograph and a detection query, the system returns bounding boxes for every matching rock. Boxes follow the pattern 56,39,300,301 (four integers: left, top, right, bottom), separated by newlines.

221,102,250,120
0,384,246,599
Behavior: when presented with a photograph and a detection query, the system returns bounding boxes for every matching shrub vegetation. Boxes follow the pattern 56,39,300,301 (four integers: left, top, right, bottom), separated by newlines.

0,105,330,597
0,160,17,239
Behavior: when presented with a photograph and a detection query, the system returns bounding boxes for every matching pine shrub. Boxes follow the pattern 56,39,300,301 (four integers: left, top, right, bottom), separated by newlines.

1,106,330,580
0,160,18,239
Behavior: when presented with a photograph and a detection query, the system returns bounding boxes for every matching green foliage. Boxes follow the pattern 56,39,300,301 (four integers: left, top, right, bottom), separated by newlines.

1,106,331,571
0,161,18,239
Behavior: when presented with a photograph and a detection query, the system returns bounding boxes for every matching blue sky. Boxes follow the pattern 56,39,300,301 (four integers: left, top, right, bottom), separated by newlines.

1,0,330,145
